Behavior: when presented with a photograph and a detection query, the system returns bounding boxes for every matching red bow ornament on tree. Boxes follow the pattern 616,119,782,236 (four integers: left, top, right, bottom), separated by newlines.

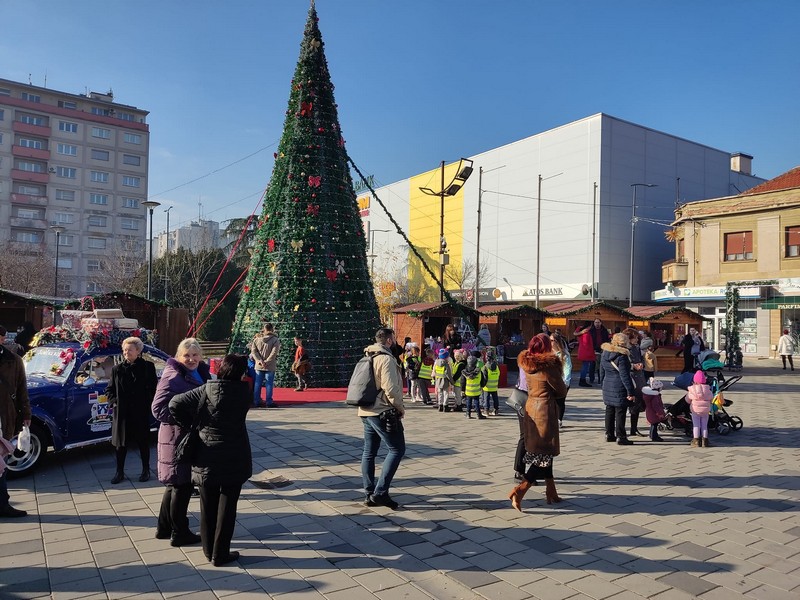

306,203,319,216
325,269,337,282
308,175,321,188
300,101,313,116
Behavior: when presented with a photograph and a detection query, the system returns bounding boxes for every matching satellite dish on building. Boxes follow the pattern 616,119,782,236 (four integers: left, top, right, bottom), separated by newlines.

581,284,590,295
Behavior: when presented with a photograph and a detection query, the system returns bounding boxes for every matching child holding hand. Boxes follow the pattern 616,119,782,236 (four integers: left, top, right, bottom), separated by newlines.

687,370,713,448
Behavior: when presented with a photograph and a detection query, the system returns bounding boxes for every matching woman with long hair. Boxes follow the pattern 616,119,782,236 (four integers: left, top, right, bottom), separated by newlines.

151,338,210,546
170,354,252,566
601,332,637,445
550,330,572,428
509,333,568,510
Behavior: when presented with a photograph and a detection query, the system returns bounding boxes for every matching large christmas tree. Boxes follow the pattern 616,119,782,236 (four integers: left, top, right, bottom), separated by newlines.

230,3,381,387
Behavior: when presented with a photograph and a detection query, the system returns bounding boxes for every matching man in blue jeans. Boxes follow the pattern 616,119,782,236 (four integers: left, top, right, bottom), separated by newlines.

359,327,405,510
250,323,281,408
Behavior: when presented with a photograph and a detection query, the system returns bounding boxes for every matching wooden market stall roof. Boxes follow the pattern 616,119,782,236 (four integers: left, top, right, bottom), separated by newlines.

624,305,709,322
543,300,630,317
392,302,479,318
477,304,546,317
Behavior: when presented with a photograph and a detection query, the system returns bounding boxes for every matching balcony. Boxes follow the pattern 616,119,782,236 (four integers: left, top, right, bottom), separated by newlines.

11,169,50,184
10,217,49,230
12,145,50,161
13,120,50,137
662,259,688,284
10,193,49,207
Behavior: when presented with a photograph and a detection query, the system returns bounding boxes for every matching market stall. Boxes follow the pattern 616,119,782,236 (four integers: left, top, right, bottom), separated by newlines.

392,302,479,351
477,304,546,371
625,305,708,371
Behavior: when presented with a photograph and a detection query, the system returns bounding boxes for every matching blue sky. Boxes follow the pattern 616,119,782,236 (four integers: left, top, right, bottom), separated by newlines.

2,0,798,235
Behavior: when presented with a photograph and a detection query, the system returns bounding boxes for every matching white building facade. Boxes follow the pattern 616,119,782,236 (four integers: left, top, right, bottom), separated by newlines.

362,114,764,306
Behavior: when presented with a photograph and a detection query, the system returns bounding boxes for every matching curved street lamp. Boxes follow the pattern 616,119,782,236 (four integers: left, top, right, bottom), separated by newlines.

419,158,474,301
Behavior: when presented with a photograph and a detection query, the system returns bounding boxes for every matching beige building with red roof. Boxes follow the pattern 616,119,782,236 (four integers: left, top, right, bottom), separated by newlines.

660,166,800,358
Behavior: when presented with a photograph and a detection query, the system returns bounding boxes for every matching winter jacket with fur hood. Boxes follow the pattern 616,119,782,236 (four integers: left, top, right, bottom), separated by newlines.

518,351,568,457
600,341,636,407
0,345,29,441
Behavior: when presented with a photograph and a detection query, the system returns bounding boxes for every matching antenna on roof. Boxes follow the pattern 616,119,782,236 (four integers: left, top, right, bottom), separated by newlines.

44,69,47,88
28,73,32,85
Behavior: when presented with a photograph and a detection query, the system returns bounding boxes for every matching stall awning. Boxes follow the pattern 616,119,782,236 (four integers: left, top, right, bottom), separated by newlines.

761,296,800,310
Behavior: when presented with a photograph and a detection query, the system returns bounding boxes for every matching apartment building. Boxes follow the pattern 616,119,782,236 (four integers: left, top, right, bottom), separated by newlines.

660,166,800,357
154,219,222,259
0,77,149,296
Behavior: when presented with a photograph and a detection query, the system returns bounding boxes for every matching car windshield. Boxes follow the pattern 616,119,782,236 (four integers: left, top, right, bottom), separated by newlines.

24,346,78,383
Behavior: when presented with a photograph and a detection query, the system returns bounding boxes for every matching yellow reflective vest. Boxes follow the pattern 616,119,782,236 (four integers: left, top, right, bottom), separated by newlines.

483,365,500,392
464,373,482,397
418,362,433,380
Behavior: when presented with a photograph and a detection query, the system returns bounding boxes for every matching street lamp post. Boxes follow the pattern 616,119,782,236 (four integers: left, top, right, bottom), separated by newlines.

419,158,473,301
535,172,563,309
142,200,161,300
629,183,657,307
369,228,390,276
164,206,173,303
50,225,65,298
475,165,505,309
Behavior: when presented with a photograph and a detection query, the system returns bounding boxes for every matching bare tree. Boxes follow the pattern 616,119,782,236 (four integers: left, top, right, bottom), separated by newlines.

445,256,495,292
0,242,55,295
91,236,146,295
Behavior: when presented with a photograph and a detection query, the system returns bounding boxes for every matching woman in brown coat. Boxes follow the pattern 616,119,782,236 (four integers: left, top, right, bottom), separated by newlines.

509,333,568,511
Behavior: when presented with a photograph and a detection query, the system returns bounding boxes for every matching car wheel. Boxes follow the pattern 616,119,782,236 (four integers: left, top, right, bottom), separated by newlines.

5,422,49,479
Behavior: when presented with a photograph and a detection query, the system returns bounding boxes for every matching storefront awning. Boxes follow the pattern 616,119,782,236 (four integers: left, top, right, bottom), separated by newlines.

761,296,800,310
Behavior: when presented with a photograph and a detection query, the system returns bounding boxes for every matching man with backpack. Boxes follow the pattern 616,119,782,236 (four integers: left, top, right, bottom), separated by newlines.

358,328,405,510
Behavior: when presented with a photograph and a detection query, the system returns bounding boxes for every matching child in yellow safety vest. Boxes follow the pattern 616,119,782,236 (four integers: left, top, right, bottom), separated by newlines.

460,356,488,419
434,348,454,412
482,353,501,415
451,349,467,412
416,348,435,405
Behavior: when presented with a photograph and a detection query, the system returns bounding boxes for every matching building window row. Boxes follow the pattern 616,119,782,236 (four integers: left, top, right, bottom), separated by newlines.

721,227,800,261
59,120,78,133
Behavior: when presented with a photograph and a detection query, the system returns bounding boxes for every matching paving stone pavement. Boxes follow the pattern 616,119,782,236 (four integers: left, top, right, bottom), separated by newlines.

1,361,799,600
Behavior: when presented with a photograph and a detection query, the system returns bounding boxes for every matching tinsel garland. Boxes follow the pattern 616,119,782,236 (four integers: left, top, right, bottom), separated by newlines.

30,325,158,354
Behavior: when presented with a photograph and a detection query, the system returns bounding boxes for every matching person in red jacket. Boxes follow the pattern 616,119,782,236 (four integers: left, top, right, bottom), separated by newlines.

574,321,596,387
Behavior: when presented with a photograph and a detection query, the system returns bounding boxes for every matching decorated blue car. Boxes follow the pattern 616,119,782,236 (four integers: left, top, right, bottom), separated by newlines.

5,339,168,477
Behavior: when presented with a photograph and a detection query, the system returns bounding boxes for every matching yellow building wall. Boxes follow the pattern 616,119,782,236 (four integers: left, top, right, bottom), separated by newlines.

407,163,466,299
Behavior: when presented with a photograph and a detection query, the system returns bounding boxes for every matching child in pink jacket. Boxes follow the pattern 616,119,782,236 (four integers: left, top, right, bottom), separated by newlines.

686,370,713,448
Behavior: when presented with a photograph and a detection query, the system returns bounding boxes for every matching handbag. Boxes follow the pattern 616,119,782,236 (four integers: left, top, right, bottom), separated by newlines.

175,395,207,464
505,387,527,415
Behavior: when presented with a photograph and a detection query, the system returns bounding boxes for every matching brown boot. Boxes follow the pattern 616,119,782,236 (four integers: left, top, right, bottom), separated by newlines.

690,438,700,447
508,480,532,511
545,478,562,505
702,437,711,447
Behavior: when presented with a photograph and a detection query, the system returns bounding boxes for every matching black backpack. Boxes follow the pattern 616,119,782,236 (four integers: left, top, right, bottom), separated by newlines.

346,353,380,407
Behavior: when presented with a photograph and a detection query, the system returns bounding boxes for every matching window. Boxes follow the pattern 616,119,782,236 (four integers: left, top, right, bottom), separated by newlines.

91,107,111,116
86,282,102,293
58,100,77,109
57,258,73,269
0,88,9,96
18,138,45,149
87,259,103,272
59,121,78,133
0,108,4,120
91,127,111,139
15,183,45,195
58,282,72,294
88,215,107,227
90,170,109,183
122,197,139,209
91,149,110,161
14,231,42,243
122,176,140,188
88,237,107,249
15,160,45,173
122,154,141,166
0,133,3,144
787,226,800,257
54,212,74,224
90,193,108,205
121,218,139,231
16,208,42,219
117,112,135,122
19,114,45,126
58,234,74,247
21,92,41,103
677,238,685,262
124,132,142,144
57,143,77,156
724,231,753,261
55,189,75,201
56,166,77,178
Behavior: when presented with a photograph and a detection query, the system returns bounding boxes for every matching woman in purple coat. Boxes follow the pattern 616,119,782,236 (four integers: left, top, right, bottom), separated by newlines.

151,338,211,546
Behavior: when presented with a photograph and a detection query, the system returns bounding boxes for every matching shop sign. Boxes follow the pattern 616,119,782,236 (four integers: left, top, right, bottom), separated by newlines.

449,288,496,302
357,195,370,217
628,320,649,327
353,174,376,194
653,286,761,301
547,317,567,326
777,278,800,293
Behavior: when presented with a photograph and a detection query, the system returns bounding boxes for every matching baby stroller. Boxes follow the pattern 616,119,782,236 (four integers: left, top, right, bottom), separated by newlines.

694,349,726,383
665,370,743,435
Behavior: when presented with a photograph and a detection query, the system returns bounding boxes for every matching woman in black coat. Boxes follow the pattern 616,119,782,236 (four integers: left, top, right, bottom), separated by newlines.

106,337,158,484
169,354,252,567
601,333,637,446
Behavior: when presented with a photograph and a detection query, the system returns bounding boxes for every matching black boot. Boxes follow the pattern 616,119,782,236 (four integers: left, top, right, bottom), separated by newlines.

579,379,592,388
111,471,125,484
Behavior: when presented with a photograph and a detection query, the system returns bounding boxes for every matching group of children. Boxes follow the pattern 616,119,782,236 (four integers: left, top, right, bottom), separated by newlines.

640,369,715,447
403,344,501,419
